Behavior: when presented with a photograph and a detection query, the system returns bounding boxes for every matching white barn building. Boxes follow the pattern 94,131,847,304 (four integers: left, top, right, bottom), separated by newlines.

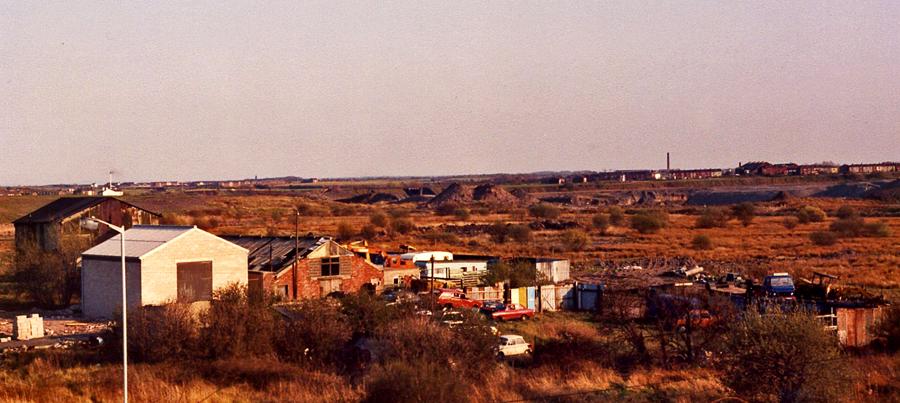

80,225,248,318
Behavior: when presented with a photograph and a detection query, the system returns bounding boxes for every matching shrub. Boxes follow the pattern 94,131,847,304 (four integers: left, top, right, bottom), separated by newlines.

835,205,859,219
528,203,561,219
389,218,415,234
275,299,352,367
128,304,199,362
507,224,532,243
631,210,668,234
796,205,827,223
330,204,357,217
202,284,276,359
560,229,590,251
369,211,388,228
695,207,729,229
592,213,610,234
691,234,713,250
719,310,849,402
731,202,756,226
809,231,838,246
608,206,625,226
434,202,465,217
864,221,891,237
13,236,88,307
829,217,866,237
482,261,540,288
338,292,400,338
421,230,460,245
364,360,470,403
872,304,900,352
782,216,800,229
336,222,356,241
359,224,379,239
488,221,509,244
452,207,470,220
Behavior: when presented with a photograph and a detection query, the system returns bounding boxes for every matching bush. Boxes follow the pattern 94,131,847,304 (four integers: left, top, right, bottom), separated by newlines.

695,207,729,229
359,223,379,239
482,261,540,288
528,203,561,219
507,224,532,243
864,221,891,237
691,234,713,250
782,216,800,229
719,310,849,402
369,211,388,228
13,236,87,307
275,299,352,367
364,360,470,403
592,213,610,234
560,229,590,251
336,222,356,241
631,210,668,234
796,205,827,223
128,304,199,362
202,284,276,359
835,205,859,219
809,231,838,246
421,230,460,245
389,218,415,234
829,217,866,237
608,206,625,226
873,304,900,352
488,221,509,244
731,202,756,226
434,202,468,219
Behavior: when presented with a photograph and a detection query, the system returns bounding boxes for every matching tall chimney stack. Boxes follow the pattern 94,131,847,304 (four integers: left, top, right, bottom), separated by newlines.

666,152,670,171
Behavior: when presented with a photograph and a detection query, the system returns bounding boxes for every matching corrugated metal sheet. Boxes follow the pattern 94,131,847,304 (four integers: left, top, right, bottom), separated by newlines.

837,306,884,347
82,225,192,258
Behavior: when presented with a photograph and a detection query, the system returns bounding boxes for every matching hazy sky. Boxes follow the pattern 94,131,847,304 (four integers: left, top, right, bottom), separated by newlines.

2,1,898,185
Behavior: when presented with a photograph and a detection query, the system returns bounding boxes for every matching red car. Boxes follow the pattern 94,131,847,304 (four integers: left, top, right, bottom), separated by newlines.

491,304,535,321
437,291,483,310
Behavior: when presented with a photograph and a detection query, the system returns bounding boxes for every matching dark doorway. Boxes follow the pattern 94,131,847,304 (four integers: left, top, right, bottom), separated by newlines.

177,261,213,303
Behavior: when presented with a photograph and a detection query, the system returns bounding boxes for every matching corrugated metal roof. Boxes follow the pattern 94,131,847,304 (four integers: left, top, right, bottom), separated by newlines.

221,235,327,272
13,196,161,224
82,225,193,258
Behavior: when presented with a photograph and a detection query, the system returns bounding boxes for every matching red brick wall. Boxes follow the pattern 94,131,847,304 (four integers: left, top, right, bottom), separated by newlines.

261,255,382,300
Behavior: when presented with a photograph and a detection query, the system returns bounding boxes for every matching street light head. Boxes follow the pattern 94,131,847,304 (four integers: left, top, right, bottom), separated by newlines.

80,217,100,231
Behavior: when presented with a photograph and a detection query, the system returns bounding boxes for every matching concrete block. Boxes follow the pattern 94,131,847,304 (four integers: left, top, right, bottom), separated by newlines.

13,315,31,340
29,314,44,338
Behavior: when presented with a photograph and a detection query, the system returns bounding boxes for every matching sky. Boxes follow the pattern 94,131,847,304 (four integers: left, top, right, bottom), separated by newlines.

1,1,899,185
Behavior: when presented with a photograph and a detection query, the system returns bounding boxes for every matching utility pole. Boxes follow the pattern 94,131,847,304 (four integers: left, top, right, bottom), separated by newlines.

293,210,299,300
430,255,435,313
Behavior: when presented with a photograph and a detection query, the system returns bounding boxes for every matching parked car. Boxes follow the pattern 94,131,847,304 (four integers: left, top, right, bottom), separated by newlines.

439,311,465,328
437,291,483,310
479,300,506,314
491,304,534,321
763,272,795,299
497,335,532,357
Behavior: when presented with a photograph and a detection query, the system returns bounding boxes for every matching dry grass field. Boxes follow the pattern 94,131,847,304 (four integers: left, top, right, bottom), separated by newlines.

2,192,897,297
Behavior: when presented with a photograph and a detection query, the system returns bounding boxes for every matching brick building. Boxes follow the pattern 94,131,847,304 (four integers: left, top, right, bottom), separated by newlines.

223,235,383,299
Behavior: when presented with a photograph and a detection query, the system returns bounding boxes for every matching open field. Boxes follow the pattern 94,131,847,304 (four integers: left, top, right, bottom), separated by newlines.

1,188,898,296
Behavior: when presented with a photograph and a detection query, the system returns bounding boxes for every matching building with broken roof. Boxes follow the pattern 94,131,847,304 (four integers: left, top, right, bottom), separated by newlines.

222,235,383,300
80,226,248,318
14,196,160,254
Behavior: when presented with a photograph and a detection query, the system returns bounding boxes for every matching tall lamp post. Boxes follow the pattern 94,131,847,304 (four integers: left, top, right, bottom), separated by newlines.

81,217,128,403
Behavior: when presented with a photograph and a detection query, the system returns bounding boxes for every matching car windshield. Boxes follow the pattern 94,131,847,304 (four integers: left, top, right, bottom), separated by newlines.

769,277,793,287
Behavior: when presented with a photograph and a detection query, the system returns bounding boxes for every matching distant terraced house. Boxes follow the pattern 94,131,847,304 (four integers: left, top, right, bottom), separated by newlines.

840,162,899,175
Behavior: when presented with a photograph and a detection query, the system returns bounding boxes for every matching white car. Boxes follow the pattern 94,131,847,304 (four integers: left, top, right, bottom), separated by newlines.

497,335,532,357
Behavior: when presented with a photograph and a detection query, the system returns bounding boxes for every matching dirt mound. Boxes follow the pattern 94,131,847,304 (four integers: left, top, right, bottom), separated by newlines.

429,183,525,206
428,183,474,206
472,184,521,205
337,192,400,204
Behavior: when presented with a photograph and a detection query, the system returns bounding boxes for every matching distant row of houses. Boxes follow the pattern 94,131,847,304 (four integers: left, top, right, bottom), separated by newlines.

543,161,899,184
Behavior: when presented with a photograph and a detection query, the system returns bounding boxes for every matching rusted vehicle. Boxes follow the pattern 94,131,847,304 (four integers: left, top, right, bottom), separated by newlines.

491,304,535,321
